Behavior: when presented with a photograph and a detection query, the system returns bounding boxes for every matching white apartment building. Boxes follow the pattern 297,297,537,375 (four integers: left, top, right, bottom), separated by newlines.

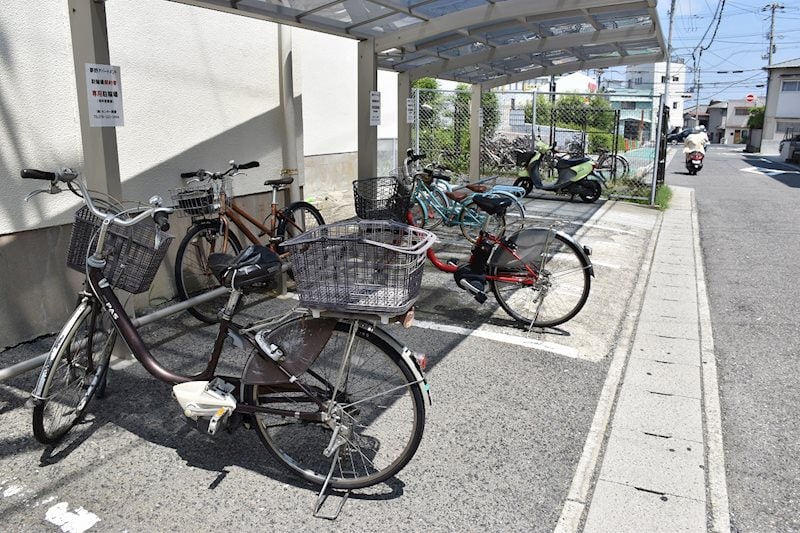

626,61,689,130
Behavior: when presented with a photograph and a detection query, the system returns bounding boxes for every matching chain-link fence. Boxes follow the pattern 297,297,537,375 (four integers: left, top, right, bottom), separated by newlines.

410,88,659,201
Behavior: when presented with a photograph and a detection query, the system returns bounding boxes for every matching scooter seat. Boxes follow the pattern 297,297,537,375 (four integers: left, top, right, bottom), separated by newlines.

556,156,590,169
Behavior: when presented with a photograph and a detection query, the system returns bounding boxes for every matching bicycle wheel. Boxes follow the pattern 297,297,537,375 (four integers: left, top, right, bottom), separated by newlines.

32,300,115,444
489,230,591,328
407,198,428,228
417,187,447,230
247,320,426,490
277,201,324,245
458,199,506,243
174,221,242,324
596,154,627,182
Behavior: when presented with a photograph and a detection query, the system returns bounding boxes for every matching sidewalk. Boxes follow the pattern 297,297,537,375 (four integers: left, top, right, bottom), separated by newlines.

579,186,729,531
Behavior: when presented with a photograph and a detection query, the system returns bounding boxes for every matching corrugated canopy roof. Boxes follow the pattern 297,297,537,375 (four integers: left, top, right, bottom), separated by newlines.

170,0,666,89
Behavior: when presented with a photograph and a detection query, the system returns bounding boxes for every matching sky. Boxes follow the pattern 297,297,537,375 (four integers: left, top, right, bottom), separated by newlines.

650,0,800,104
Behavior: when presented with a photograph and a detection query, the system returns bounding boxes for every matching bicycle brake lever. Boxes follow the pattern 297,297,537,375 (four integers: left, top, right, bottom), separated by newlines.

25,184,62,202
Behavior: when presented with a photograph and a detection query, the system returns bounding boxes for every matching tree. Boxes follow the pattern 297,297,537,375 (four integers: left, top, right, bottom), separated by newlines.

747,106,765,129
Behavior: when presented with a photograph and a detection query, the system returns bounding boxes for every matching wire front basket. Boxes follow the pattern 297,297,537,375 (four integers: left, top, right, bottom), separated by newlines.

66,206,173,294
170,178,231,218
283,220,435,316
353,176,415,221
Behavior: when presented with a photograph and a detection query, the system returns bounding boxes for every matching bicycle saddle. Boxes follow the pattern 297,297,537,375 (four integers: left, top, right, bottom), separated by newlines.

209,245,281,289
472,195,512,215
556,156,591,169
264,176,293,187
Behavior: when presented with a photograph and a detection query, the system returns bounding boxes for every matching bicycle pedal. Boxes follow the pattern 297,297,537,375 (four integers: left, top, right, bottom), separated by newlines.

474,292,487,304
447,259,459,266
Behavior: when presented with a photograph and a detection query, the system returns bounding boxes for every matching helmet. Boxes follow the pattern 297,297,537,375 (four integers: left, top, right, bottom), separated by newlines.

694,125,706,133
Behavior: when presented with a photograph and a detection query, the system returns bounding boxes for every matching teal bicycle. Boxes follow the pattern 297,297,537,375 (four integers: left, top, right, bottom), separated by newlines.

402,151,525,242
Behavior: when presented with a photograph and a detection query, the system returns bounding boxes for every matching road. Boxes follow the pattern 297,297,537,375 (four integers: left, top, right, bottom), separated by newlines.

666,145,800,532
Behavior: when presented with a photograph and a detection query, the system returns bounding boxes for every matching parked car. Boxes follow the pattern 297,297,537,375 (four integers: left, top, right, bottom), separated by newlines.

667,127,694,145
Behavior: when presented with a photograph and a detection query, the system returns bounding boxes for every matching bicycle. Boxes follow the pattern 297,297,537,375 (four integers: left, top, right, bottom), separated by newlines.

420,194,594,328
171,160,324,323
593,149,629,182
400,151,526,243
22,167,430,499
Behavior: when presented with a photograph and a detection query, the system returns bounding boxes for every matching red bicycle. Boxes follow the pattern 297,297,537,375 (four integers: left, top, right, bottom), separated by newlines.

424,195,594,328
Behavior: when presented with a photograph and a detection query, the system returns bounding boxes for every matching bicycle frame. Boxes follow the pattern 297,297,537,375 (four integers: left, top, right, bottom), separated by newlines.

218,185,288,249
425,231,538,286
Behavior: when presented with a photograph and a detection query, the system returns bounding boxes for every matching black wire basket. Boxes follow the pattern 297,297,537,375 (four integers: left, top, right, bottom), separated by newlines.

352,176,415,221
66,206,173,294
283,220,435,316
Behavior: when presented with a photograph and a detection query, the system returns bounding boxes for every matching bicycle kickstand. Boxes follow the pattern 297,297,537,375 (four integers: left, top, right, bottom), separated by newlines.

312,452,351,520
314,426,350,520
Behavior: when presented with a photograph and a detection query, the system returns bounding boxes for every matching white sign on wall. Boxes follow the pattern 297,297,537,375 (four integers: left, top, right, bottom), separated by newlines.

370,91,381,126
406,98,415,124
85,63,124,127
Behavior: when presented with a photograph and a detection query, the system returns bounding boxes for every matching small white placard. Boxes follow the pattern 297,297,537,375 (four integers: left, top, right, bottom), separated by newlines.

370,91,381,126
85,63,124,127
479,107,484,128
406,98,415,124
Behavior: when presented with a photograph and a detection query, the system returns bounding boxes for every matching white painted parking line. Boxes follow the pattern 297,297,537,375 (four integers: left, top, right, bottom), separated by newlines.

411,319,596,361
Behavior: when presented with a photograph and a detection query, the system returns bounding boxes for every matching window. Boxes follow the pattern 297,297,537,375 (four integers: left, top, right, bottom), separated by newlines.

735,108,750,116
782,80,800,92
635,77,642,85
673,102,678,109
621,101,635,110
672,76,679,82
661,76,666,83
627,80,633,89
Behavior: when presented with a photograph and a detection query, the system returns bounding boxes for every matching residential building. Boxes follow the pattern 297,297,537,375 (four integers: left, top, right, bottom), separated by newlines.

705,99,760,144
604,88,657,141
762,58,800,153
625,60,688,130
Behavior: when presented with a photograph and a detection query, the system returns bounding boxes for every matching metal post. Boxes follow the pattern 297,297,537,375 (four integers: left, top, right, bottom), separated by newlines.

414,88,420,155
469,84,481,183
278,25,303,203
397,73,411,168
532,89,537,143
650,93,666,206
357,39,378,179
67,0,121,198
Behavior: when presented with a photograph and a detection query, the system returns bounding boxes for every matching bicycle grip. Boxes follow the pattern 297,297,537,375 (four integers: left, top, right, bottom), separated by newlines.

238,161,260,170
180,171,199,178
20,169,56,181
153,211,170,232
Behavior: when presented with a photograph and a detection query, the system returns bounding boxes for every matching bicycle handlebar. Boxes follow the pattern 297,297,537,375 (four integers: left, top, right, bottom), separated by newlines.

20,168,172,229
180,160,260,181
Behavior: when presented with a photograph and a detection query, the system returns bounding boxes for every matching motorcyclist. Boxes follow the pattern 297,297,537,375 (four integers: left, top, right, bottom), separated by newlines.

683,125,709,163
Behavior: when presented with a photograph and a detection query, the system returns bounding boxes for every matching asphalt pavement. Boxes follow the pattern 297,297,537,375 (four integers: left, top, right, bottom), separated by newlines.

1,151,772,532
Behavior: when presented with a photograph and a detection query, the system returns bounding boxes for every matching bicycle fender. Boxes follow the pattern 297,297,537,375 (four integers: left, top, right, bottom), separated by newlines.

29,299,92,404
556,230,595,277
366,323,431,406
242,316,338,386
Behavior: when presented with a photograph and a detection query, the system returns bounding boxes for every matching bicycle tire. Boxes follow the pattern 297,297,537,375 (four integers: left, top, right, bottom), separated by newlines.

247,319,426,490
458,199,506,243
174,221,242,324
489,230,591,328
416,187,447,230
596,154,628,182
32,300,115,444
407,198,428,228
276,202,324,248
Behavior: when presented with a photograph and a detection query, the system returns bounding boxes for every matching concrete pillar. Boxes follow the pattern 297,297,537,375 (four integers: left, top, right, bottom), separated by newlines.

67,0,121,198
357,39,378,179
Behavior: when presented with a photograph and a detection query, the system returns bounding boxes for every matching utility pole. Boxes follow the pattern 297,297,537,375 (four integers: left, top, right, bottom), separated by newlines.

763,3,784,66
693,49,702,128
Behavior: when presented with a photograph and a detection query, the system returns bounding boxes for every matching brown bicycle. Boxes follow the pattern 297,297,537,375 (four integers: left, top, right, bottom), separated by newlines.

172,160,324,323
